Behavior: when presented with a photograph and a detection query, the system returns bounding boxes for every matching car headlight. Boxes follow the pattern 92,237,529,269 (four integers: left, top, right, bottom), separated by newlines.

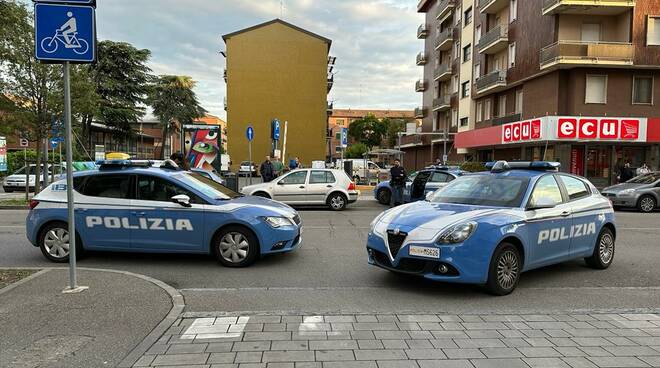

261,216,294,228
437,222,477,244
618,189,635,196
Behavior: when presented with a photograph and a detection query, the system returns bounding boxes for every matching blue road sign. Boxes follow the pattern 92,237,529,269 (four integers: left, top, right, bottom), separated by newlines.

246,126,254,142
341,128,348,148
35,3,96,63
271,119,281,141
50,139,59,149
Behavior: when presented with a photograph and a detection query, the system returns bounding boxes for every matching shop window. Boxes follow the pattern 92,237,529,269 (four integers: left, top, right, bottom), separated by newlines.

633,76,653,104
647,16,660,46
585,75,607,104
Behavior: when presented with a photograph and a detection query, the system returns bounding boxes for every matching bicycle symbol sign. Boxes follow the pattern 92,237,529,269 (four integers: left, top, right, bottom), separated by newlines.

34,3,96,63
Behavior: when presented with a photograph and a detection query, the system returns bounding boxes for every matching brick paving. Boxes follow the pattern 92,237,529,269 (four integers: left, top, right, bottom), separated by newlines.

133,313,660,367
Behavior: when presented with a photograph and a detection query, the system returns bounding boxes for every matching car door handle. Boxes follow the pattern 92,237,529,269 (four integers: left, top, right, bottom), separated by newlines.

299,186,305,189
131,211,146,216
560,211,571,217
75,208,87,212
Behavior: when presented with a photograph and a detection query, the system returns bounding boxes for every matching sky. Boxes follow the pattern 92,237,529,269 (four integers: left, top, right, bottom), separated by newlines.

91,0,423,121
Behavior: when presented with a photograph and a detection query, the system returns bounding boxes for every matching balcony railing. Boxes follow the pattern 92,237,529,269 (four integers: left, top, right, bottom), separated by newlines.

475,69,507,94
415,80,426,92
492,113,522,126
539,41,634,69
417,24,428,39
479,0,508,14
477,24,509,54
434,63,453,81
223,68,227,82
414,107,426,118
435,28,454,51
327,74,334,93
416,52,427,65
542,0,635,15
223,97,227,111
436,0,456,21
432,95,452,111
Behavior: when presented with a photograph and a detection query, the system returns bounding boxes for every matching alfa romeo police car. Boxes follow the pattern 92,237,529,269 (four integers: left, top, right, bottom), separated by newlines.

366,161,616,295
26,160,302,267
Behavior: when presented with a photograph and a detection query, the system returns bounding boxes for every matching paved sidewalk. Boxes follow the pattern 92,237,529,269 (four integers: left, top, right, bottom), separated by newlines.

133,312,660,367
0,268,173,368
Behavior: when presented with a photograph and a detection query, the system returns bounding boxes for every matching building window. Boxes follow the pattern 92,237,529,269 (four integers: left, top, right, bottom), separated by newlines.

336,119,345,127
476,101,483,122
475,25,482,44
454,41,461,60
510,0,518,22
508,43,516,68
498,95,507,117
455,6,462,25
515,90,523,114
463,44,472,63
460,117,469,127
464,7,472,26
461,81,470,98
585,75,607,104
648,16,660,45
433,113,439,131
453,75,459,93
633,76,653,104
474,63,481,79
451,109,458,127
484,99,492,120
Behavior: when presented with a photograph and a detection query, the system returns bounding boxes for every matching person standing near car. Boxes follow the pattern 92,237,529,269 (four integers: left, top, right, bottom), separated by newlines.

260,156,275,182
272,157,284,178
619,162,634,183
390,159,406,207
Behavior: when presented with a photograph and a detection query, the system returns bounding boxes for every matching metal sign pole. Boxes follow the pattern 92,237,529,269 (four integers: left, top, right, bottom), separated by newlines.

24,148,28,201
248,140,253,186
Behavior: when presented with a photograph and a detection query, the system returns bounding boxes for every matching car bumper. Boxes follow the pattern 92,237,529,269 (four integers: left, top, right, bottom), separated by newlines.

348,191,359,203
258,225,303,255
602,193,637,208
365,232,488,284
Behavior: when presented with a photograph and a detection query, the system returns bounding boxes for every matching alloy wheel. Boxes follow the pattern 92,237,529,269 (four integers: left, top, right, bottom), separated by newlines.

43,228,70,259
330,195,345,210
640,197,655,212
599,233,614,264
496,250,519,290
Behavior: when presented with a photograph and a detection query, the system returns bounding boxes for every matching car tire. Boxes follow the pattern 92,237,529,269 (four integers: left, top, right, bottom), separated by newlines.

485,243,521,296
38,221,83,263
214,226,259,268
585,227,615,270
253,192,271,199
327,192,347,211
377,188,391,205
637,195,656,213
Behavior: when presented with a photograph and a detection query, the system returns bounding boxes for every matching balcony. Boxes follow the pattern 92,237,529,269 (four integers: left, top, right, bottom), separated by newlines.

477,24,509,54
492,113,522,126
223,97,227,111
414,107,426,118
479,0,509,14
434,63,453,81
435,28,454,51
416,52,427,65
415,80,426,92
417,24,428,39
542,0,635,15
432,95,451,112
223,68,227,83
327,74,334,93
540,41,634,70
417,0,433,12
436,0,456,21
475,69,507,94
327,102,334,115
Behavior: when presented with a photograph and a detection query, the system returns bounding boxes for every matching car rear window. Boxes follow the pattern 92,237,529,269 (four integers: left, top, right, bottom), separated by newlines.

430,175,530,207
559,175,590,200
310,171,335,184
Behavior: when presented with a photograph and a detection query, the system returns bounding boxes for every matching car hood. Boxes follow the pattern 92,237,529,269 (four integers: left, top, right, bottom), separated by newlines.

377,201,503,230
602,183,648,193
213,195,295,216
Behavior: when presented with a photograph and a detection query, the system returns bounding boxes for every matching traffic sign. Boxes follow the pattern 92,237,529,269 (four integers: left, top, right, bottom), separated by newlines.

34,3,96,63
341,128,348,148
50,139,59,149
246,126,254,142
271,119,281,140
19,138,29,148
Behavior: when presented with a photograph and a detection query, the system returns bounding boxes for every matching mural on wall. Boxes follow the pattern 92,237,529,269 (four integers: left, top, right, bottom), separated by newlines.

183,124,220,171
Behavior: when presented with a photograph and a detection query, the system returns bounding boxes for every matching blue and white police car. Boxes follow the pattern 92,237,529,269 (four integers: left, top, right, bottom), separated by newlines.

26,160,302,267
366,161,616,295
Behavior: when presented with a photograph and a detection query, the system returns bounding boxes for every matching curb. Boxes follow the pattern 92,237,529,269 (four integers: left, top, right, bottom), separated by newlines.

0,269,51,297
0,206,28,210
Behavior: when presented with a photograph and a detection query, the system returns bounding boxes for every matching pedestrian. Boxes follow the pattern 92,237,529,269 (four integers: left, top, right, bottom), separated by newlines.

435,158,443,167
272,157,284,177
638,162,651,176
260,156,275,182
389,159,406,207
169,152,190,171
618,162,634,183
289,157,301,170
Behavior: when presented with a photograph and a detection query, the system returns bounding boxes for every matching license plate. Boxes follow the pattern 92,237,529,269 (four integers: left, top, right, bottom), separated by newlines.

409,246,440,259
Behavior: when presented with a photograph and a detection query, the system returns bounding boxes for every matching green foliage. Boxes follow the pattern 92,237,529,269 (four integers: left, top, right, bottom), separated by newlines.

345,143,368,159
347,114,388,149
460,161,487,172
385,119,407,148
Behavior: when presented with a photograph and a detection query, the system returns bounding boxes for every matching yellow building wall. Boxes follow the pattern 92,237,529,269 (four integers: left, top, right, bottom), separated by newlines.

226,22,329,170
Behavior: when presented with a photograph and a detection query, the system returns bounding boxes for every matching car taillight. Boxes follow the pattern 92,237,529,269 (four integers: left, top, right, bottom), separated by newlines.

348,182,356,191
29,200,39,210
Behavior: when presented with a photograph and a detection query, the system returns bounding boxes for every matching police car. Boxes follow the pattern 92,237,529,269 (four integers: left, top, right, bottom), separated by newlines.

366,161,616,295
26,160,302,267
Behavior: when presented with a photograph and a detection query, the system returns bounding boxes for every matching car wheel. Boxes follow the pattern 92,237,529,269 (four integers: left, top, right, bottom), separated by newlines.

253,192,271,199
637,195,656,213
38,222,83,263
328,192,347,211
377,188,391,205
486,243,521,296
214,226,259,268
585,228,615,269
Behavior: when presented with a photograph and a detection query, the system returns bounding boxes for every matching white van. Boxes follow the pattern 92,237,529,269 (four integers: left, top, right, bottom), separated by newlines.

334,159,383,183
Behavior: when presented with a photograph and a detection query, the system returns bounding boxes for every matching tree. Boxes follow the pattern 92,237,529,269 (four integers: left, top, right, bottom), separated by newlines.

347,114,388,149
345,143,368,159
149,75,206,158
385,119,408,148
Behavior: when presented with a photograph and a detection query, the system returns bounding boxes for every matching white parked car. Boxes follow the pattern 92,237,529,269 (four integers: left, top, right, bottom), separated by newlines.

241,169,359,210
3,164,50,192
239,161,258,177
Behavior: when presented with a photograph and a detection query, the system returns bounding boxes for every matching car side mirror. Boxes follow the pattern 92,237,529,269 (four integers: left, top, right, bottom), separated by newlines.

528,197,556,210
277,181,285,185
171,194,191,207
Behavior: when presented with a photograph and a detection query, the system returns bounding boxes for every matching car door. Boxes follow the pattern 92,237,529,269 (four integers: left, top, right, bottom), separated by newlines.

525,174,573,267
307,170,336,203
271,170,308,203
130,174,206,252
408,171,432,201
75,173,133,250
557,175,600,257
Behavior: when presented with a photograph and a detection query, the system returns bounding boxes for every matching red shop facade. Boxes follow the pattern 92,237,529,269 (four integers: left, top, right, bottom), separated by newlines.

456,116,660,188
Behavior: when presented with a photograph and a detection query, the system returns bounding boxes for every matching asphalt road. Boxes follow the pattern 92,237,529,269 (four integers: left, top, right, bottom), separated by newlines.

1,203,659,315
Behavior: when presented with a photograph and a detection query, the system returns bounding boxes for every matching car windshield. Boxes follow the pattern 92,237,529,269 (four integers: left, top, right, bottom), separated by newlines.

13,166,46,175
430,175,530,207
240,161,252,166
175,172,241,200
627,173,659,184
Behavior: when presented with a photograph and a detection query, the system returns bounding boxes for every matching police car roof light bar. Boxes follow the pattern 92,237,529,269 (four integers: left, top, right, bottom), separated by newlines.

486,161,561,173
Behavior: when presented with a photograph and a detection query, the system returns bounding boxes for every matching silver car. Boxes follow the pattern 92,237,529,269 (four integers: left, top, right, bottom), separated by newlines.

601,172,660,213
240,169,359,210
